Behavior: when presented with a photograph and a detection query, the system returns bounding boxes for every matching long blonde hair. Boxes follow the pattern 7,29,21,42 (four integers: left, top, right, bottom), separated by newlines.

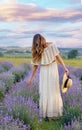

32,34,46,62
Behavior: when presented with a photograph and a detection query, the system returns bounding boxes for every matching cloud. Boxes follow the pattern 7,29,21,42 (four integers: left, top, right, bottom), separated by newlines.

0,3,82,22
0,29,11,32
69,0,81,4
56,38,82,48
0,25,82,48
56,25,82,39
3,0,18,4
42,25,82,48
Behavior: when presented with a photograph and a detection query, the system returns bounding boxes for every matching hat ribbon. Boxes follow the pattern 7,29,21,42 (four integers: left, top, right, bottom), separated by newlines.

64,75,71,88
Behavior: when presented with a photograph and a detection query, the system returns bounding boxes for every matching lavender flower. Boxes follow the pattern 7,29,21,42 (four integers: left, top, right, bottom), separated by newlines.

0,72,15,92
0,81,6,99
4,95,39,129
10,63,31,82
0,61,13,71
61,119,82,130
0,115,30,130
0,62,82,130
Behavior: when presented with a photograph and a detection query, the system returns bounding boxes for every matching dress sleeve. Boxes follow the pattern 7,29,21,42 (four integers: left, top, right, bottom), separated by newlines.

52,43,60,56
31,43,59,65
41,43,60,65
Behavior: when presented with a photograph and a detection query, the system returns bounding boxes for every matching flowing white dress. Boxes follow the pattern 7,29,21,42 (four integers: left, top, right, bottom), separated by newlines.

31,43,63,118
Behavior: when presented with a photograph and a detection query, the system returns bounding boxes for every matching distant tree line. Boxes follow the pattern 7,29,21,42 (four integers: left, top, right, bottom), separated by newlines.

0,52,4,57
0,49,79,59
67,49,78,59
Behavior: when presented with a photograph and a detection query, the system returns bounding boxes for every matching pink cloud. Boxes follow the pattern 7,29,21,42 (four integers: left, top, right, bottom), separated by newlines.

55,37,82,48
0,26,82,47
0,4,82,22
3,0,18,4
45,25,82,48
56,25,82,39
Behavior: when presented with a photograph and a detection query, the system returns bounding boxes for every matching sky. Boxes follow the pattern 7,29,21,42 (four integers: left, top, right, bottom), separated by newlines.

0,0,82,48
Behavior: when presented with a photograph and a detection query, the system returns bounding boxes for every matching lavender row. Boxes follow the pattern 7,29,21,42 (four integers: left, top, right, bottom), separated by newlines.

0,108,30,130
0,63,82,129
5,65,82,129
0,61,13,73
59,65,82,129
0,62,31,99
3,68,40,129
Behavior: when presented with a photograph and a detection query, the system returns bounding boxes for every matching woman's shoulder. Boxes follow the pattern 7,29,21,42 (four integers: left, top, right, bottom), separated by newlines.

47,42,53,46
44,42,59,54
44,42,54,50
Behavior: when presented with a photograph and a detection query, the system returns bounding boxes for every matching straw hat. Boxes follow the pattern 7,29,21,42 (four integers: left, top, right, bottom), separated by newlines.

61,73,72,93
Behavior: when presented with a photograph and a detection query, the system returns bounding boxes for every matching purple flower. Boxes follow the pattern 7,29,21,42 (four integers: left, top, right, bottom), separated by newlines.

0,61,13,71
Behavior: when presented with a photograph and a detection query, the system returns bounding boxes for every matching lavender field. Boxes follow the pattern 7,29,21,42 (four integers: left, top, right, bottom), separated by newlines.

0,61,82,130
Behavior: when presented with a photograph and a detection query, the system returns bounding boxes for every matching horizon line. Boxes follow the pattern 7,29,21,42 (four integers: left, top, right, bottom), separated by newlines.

0,46,82,49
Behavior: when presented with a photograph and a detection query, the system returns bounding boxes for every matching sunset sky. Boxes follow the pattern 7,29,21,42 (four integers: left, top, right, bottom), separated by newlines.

0,0,82,48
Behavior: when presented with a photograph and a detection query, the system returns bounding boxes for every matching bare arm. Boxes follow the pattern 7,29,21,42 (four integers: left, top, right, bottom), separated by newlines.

28,65,38,86
56,54,69,76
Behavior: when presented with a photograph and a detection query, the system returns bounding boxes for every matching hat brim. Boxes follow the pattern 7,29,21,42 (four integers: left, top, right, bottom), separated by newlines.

61,73,72,93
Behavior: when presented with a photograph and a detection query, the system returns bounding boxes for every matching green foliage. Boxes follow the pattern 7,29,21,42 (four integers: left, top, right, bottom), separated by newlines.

0,88,4,99
0,73,15,92
62,106,81,125
12,63,31,83
25,50,31,53
21,63,31,72
12,104,30,124
68,49,78,59
2,65,10,71
80,75,82,80
0,52,4,57
12,84,39,104
12,71,24,82
10,99,39,130
39,119,62,130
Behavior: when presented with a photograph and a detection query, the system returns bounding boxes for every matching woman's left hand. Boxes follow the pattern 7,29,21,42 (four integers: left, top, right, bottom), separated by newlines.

65,68,69,77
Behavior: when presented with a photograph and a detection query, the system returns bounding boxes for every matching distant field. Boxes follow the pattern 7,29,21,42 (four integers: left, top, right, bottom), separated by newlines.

0,57,82,67
0,57,31,66
64,58,82,68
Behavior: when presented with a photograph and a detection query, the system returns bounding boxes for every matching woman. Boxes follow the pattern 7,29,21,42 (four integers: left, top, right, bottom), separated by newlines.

28,34,69,120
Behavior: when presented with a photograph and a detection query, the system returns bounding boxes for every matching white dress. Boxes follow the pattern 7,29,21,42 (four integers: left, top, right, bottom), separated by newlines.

31,43,63,118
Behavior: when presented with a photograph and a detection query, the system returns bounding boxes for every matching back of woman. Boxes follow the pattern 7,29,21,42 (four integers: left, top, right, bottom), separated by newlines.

28,34,69,120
